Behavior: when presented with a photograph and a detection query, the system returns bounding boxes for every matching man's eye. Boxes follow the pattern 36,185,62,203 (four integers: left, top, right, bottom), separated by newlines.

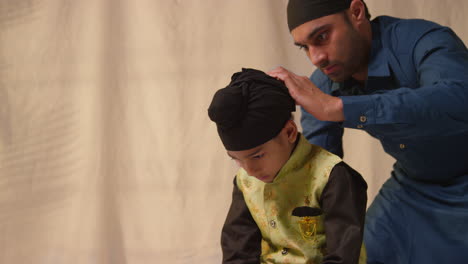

298,45,308,51
317,32,329,41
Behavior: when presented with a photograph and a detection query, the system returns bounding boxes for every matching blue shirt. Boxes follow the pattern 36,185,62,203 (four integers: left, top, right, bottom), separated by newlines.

302,16,468,183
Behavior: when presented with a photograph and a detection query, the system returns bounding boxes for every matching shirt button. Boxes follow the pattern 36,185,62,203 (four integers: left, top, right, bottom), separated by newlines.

360,116,367,123
270,220,276,228
281,248,289,255
399,144,406,149
357,124,363,129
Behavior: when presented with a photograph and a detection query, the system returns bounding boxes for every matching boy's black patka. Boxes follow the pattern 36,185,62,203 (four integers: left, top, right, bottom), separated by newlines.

208,68,295,151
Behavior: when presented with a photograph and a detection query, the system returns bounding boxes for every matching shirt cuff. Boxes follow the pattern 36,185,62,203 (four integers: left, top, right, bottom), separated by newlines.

340,95,376,129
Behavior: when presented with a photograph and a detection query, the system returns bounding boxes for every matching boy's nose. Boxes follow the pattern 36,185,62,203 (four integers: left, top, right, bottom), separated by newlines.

244,164,260,176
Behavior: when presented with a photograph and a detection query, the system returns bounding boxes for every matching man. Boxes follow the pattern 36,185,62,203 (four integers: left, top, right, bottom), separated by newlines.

267,0,468,263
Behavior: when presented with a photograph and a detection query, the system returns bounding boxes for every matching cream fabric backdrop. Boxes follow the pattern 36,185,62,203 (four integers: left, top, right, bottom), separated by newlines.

0,0,466,263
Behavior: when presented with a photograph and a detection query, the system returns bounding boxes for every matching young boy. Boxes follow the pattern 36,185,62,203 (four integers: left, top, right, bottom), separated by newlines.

208,68,367,264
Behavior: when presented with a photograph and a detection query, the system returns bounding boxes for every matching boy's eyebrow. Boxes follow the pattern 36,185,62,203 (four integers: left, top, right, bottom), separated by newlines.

293,24,330,46
246,148,263,158
227,148,263,160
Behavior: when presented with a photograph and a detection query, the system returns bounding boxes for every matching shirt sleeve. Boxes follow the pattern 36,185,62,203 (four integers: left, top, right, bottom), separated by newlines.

301,108,344,158
221,176,262,264
319,162,368,264
340,27,468,131
301,71,344,158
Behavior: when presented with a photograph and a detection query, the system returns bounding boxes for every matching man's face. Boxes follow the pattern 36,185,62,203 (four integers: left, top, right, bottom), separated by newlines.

227,125,295,183
291,12,369,82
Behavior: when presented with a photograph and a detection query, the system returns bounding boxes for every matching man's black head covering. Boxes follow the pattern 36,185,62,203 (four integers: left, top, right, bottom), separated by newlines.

287,0,352,31
208,68,295,151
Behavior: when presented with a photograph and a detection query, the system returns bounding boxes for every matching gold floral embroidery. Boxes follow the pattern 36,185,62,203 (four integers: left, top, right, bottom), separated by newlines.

298,217,318,242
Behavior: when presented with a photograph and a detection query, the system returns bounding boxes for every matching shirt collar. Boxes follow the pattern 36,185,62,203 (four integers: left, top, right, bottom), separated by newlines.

367,20,391,78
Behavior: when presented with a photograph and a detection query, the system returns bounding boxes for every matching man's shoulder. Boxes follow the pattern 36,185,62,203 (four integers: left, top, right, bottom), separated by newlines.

373,15,444,32
373,16,446,48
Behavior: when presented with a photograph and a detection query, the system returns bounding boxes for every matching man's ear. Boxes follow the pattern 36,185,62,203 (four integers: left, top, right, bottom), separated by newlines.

349,0,366,23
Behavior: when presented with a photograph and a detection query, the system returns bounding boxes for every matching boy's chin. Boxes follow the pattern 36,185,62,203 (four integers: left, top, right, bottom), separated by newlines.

256,175,275,183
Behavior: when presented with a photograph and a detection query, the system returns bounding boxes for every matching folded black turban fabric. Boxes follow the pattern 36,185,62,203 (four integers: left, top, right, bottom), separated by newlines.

287,0,351,31
208,68,296,151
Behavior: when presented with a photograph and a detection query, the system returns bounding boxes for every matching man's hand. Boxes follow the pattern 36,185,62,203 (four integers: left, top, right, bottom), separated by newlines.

267,66,345,122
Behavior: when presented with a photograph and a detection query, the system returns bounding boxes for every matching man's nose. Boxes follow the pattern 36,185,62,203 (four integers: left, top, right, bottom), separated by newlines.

308,47,327,68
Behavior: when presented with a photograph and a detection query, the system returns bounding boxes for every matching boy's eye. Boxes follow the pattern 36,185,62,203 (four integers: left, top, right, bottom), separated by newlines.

252,153,265,160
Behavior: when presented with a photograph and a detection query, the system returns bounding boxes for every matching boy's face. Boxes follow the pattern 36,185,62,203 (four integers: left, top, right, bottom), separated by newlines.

227,120,297,183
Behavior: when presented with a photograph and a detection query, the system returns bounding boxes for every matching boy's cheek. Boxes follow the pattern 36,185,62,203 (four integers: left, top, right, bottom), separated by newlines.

234,160,242,167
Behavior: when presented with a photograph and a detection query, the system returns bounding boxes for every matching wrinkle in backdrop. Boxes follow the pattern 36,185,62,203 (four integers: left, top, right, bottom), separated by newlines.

0,0,467,263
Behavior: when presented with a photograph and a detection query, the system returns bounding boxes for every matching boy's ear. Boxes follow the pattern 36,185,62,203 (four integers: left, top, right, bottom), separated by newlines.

284,120,298,143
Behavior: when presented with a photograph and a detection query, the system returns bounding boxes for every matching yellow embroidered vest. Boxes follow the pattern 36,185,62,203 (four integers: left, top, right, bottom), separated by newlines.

236,135,366,264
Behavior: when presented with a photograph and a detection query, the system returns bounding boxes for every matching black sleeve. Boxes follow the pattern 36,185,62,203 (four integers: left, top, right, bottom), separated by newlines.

221,176,262,264
319,162,368,264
